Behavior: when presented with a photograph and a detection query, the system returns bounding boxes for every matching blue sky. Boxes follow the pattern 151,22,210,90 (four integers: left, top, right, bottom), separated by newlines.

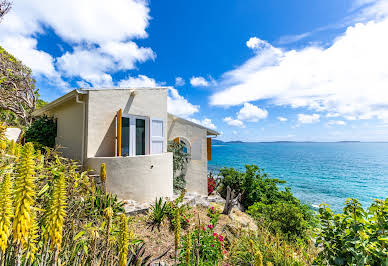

1,0,388,141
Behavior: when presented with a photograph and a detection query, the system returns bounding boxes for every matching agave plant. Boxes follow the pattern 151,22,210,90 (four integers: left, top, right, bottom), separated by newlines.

148,197,167,231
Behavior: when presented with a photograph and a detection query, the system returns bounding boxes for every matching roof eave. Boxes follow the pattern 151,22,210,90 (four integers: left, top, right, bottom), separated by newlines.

32,89,87,116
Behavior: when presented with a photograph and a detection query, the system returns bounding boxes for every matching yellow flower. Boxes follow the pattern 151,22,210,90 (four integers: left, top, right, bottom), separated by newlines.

45,174,67,250
13,143,36,246
0,173,13,253
118,214,129,266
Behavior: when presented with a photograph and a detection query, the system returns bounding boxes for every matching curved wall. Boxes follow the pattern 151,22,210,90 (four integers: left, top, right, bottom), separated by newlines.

86,153,173,202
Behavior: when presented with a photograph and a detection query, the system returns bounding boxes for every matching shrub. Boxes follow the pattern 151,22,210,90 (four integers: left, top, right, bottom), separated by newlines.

25,115,56,149
166,190,191,230
228,229,318,265
178,224,226,265
248,200,314,241
207,206,220,225
218,165,316,241
315,198,387,265
207,172,217,195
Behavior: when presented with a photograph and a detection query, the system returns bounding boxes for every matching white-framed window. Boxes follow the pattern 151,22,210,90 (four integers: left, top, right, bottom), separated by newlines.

121,115,150,156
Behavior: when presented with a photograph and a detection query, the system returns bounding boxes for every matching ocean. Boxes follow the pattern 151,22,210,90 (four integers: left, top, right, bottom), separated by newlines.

208,142,388,213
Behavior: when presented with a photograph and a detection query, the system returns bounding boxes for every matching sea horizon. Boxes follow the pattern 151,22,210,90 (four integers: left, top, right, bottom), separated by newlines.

209,142,388,213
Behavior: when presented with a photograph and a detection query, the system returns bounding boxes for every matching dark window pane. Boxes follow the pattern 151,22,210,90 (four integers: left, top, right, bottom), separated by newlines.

121,117,130,156
136,119,146,155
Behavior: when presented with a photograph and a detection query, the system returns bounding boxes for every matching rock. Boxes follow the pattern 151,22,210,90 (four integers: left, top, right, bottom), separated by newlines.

228,208,258,231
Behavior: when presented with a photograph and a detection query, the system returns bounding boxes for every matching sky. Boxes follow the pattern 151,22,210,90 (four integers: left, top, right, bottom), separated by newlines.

1,0,388,141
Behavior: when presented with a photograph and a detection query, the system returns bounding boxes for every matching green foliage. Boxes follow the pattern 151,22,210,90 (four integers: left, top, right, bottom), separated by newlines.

165,190,191,230
0,45,39,125
88,186,125,217
168,140,190,192
248,200,315,241
228,229,317,265
25,115,57,149
148,197,167,231
178,224,226,265
207,206,220,225
219,165,316,241
315,198,388,265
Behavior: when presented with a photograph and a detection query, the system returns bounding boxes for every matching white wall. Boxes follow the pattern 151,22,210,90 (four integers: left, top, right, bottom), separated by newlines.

45,98,84,161
86,153,173,202
86,88,168,158
167,116,208,195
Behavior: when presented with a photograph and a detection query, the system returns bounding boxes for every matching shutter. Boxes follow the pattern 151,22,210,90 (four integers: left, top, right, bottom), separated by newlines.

207,138,212,161
116,109,122,156
150,118,164,154
173,137,180,144
192,139,202,160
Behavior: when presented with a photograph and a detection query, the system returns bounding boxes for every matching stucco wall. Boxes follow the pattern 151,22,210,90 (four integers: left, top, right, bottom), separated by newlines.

86,153,173,202
167,116,208,195
86,88,168,158
45,98,84,161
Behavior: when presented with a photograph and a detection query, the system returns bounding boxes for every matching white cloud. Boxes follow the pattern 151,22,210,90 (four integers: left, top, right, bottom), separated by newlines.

175,77,185,86
190,118,217,130
190,76,212,87
237,103,268,122
277,116,288,122
167,88,199,118
1,35,56,77
118,75,159,88
211,18,388,122
327,120,346,126
246,37,271,50
0,0,153,88
223,117,245,128
298,114,320,124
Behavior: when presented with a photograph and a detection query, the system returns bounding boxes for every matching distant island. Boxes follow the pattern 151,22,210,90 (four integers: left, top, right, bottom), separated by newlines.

212,139,244,144
212,140,365,144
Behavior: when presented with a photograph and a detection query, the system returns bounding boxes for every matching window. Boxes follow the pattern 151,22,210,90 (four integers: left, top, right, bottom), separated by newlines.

120,115,149,156
180,138,190,154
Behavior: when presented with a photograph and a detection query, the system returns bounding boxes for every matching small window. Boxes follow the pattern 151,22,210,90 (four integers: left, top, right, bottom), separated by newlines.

180,138,190,154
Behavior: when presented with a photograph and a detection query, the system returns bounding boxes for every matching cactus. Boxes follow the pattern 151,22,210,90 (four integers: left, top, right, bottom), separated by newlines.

118,214,129,266
0,173,13,255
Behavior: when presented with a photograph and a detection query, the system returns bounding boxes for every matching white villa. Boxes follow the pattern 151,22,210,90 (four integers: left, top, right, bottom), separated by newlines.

32,87,219,202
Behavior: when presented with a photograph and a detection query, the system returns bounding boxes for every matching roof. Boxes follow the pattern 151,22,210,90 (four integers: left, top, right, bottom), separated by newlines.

32,87,170,116
32,89,86,116
168,113,219,136
32,88,220,136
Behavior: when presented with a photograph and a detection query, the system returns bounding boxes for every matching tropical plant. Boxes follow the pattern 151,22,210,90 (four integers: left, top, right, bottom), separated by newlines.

165,190,191,230
178,221,226,265
315,198,387,265
207,206,220,225
168,140,190,192
148,197,167,231
207,172,217,195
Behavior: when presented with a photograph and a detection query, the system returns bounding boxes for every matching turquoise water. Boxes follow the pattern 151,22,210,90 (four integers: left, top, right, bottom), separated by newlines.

208,142,388,212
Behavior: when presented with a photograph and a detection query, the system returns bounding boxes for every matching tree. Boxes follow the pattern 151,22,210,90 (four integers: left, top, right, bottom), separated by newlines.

0,0,11,22
0,46,38,125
